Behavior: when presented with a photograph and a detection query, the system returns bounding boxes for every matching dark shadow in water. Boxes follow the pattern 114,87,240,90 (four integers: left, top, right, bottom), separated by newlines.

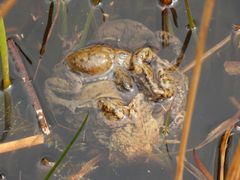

0,91,12,142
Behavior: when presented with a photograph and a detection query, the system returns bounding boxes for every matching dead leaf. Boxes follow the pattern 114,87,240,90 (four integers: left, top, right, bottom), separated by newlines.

195,111,240,150
219,128,232,180
224,61,240,75
226,141,240,180
193,149,214,180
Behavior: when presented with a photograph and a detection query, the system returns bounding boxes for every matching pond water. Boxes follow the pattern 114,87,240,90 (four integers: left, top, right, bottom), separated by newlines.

0,0,240,179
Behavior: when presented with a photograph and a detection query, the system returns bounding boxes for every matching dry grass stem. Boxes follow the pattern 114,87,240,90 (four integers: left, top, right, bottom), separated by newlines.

175,0,216,179
229,97,240,110
69,155,101,180
184,159,207,180
195,111,240,150
226,141,240,179
192,149,213,180
0,0,16,17
182,30,240,73
0,134,44,154
219,128,232,180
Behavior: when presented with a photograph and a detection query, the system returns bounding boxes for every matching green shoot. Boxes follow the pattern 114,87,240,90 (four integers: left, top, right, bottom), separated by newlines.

163,110,171,137
78,8,94,48
60,0,68,36
44,114,89,180
184,0,196,30
0,17,11,89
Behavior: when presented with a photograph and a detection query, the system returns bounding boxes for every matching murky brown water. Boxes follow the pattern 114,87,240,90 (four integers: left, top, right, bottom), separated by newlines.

0,0,240,179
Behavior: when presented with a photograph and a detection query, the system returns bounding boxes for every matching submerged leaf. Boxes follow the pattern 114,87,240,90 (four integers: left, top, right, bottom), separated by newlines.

192,149,214,180
224,61,240,75
184,159,207,180
195,111,240,150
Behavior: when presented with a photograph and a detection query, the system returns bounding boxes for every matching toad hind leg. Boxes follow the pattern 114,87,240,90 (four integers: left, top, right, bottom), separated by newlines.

132,47,174,100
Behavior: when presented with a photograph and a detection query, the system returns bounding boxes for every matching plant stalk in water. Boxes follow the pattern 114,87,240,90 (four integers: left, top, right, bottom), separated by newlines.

0,17,11,89
78,8,94,48
44,114,89,180
0,90,12,142
175,0,215,179
184,0,196,30
60,0,68,36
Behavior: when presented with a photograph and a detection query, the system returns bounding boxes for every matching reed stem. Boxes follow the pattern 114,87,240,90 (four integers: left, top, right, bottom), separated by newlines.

175,0,215,179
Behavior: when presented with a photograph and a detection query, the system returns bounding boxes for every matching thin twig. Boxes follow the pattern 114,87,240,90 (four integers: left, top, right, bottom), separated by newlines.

8,39,50,135
0,134,44,154
194,111,240,150
182,30,240,73
175,0,216,179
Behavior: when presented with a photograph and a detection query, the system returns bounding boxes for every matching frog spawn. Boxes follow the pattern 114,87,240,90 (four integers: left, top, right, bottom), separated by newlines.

45,42,188,166
45,16,190,167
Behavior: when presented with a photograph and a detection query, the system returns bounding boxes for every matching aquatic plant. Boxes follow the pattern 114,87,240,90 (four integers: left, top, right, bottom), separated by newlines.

0,17,10,89
44,115,89,180
78,7,94,48
184,0,196,30
176,0,216,179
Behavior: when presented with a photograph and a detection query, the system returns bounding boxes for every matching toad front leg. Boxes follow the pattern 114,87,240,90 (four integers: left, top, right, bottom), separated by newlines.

97,98,130,123
132,47,175,101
